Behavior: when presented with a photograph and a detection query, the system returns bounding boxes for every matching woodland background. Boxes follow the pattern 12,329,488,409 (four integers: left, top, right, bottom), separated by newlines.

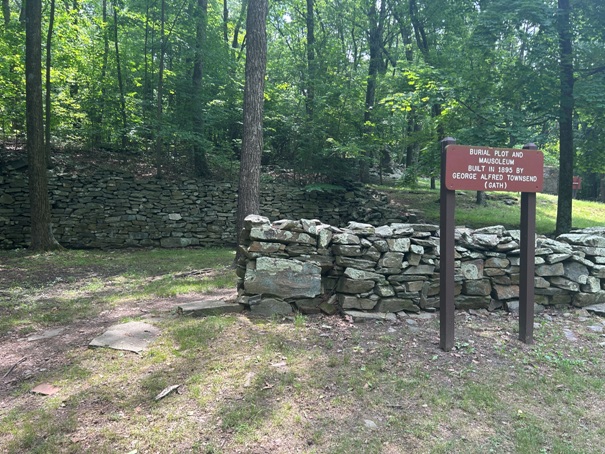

2,0,605,236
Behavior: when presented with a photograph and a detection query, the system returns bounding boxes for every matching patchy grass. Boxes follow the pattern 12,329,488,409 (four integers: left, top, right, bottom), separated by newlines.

0,248,235,335
1,250,605,452
378,180,605,235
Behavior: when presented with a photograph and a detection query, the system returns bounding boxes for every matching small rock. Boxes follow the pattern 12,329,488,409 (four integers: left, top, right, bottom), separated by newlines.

364,419,378,430
563,328,578,341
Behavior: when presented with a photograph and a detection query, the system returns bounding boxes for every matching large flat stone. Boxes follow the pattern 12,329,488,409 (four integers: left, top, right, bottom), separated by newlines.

89,321,160,353
244,257,321,298
27,327,66,342
376,298,419,313
250,225,316,245
344,311,397,322
336,277,375,294
573,291,605,308
250,298,293,316
585,303,605,316
339,294,377,310
177,300,243,316
455,295,491,310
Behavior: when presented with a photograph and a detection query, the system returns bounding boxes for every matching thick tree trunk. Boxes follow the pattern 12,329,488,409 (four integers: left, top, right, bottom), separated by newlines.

236,0,268,247
44,0,55,166
556,0,574,235
25,0,61,251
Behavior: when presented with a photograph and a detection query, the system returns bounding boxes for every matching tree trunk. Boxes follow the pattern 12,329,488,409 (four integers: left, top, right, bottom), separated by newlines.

222,0,228,43
191,0,210,177
25,0,61,251
476,191,486,205
305,0,315,119
232,0,248,49
44,0,55,167
556,0,574,235
113,1,127,150
360,0,386,183
142,0,152,125
2,0,9,26
235,0,268,247
154,0,166,177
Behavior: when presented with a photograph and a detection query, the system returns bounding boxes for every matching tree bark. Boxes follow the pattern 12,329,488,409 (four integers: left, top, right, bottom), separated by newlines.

2,0,9,26
113,1,127,150
236,0,268,247
360,0,386,183
305,0,315,119
44,0,55,166
556,0,574,235
222,0,229,43
25,0,61,251
232,0,248,49
154,0,166,177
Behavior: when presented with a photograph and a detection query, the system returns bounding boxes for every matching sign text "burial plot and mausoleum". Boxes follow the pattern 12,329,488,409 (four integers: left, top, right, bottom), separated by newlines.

445,145,544,192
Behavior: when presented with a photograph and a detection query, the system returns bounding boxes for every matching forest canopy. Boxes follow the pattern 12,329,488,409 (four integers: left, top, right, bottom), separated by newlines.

2,0,605,196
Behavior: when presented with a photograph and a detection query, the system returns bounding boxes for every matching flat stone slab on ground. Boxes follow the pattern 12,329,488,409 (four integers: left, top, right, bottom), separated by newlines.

177,300,243,317
344,310,397,322
27,327,66,342
585,303,605,316
89,321,160,353
31,383,60,396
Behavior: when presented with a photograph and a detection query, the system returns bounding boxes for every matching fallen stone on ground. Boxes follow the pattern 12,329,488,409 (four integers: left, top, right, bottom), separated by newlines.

177,300,243,317
27,327,66,342
344,310,396,322
89,321,160,353
585,303,605,317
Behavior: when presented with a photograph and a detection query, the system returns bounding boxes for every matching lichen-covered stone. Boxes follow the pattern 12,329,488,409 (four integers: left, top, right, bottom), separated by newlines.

492,284,519,300
387,238,411,252
343,267,386,283
535,262,565,277
339,294,377,310
376,298,419,313
244,257,321,298
461,259,484,280
463,279,491,296
250,298,293,316
378,252,404,269
336,278,375,294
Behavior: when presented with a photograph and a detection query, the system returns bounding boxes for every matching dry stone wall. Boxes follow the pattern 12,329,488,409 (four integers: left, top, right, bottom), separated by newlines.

237,215,605,317
0,169,411,249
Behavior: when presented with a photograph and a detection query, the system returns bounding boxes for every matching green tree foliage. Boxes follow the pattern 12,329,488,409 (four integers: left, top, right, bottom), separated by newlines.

1,0,604,228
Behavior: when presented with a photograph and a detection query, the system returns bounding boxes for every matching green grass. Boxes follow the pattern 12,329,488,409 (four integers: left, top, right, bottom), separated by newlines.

0,248,236,335
1,213,605,451
376,180,605,234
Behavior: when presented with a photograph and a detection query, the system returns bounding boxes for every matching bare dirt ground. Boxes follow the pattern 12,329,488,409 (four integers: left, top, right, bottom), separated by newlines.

0,285,236,402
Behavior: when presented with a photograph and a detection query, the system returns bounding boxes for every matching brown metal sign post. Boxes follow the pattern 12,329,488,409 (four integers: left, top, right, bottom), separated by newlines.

440,138,457,351
519,143,539,344
440,141,543,351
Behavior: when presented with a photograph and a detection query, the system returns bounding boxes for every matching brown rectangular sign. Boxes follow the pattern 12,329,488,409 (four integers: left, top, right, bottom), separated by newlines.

445,145,544,192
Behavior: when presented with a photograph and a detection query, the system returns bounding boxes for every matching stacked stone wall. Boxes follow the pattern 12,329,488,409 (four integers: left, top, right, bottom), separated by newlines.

237,216,605,317
0,169,411,249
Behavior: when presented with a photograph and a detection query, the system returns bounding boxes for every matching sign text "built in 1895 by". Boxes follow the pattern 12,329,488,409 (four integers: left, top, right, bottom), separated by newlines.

445,145,544,192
